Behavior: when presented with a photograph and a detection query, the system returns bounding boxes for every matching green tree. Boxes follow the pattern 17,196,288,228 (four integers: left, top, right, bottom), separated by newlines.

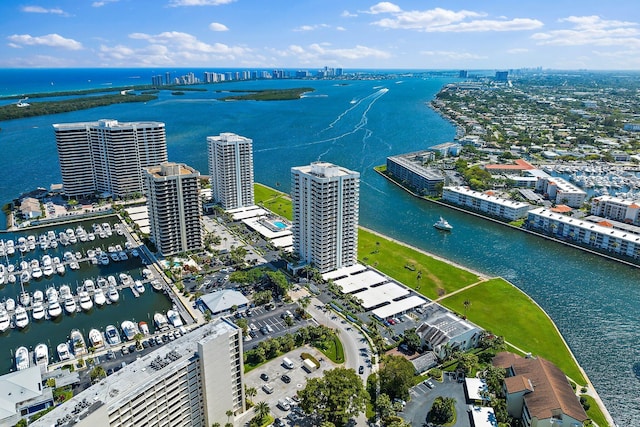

254,401,270,421
225,409,233,423
482,365,506,397
378,355,415,401
401,328,421,352
375,393,396,421
457,352,479,375
245,386,257,400
429,396,455,424
299,367,369,426
90,366,106,382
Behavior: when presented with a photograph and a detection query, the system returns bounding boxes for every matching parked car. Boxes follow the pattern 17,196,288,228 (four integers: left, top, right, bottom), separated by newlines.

358,365,364,375
425,379,435,389
281,374,291,383
260,373,269,381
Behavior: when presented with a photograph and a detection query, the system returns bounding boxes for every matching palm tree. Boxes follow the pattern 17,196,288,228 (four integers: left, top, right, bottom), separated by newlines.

225,409,233,423
254,401,270,421
211,423,221,427
245,386,257,400
463,299,471,318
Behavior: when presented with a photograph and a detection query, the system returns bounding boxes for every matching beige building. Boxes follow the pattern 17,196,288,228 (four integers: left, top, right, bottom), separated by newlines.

53,119,167,199
442,186,532,221
207,133,254,210
33,319,246,427
591,195,640,225
291,162,360,273
144,162,202,256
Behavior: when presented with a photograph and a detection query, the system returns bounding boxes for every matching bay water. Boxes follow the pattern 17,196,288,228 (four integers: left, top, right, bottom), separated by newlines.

0,69,638,424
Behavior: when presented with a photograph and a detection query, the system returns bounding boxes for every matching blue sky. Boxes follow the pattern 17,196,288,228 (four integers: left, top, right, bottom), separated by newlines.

2,0,640,69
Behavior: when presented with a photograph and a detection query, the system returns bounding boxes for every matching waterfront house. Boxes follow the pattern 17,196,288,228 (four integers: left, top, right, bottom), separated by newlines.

0,366,54,427
19,197,41,219
493,352,587,427
416,311,481,360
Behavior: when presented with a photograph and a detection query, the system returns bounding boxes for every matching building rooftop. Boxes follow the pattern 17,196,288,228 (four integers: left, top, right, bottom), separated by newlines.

352,282,410,309
444,186,531,209
198,290,249,315
146,162,198,178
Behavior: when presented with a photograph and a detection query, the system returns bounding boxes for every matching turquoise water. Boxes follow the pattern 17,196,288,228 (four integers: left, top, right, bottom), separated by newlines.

273,221,286,229
0,69,638,423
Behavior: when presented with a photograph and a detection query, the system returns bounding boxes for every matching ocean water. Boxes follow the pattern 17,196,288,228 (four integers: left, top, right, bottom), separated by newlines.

0,69,639,424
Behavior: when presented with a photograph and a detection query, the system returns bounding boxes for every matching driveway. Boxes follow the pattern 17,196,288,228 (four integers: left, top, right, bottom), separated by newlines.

402,374,471,427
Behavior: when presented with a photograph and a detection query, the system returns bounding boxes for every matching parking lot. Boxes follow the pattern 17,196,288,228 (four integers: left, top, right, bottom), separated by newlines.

241,303,317,350
238,347,337,426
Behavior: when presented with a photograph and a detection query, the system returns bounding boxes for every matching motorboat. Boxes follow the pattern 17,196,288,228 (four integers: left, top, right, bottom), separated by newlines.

31,301,45,321
121,320,139,341
134,280,145,294
57,342,72,361
78,291,93,311
105,324,121,345
42,255,54,277
14,305,30,328
70,329,87,356
15,346,30,370
119,273,133,286
48,299,63,318
5,297,15,312
142,268,152,278
93,287,106,306
64,295,77,314
33,289,44,305
54,257,65,275
138,321,150,335
27,235,36,251
107,285,119,303
7,274,16,284
0,307,10,332
59,285,71,299
46,286,59,303
88,328,104,349
5,240,15,255
20,269,30,283
0,264,4,285
433,216,453,231
35,343,49,369
154,312,169,331
150,279,163,291
167,309,183,327
83,279,95,293
19,290,30,307
31,265,43,280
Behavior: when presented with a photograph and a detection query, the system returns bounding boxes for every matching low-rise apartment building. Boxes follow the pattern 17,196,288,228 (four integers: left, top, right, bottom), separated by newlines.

535,176,586,208
590,195,640,225
442,186,532,221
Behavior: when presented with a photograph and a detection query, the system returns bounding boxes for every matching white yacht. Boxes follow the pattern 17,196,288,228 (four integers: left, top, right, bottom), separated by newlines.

15,346,30,370
6,240,15,255
88,328,104,349
48,299,63,318
31,301,45,321
70,329,86,356
0,307,10,332
154,312,169,331
105,324,121,345
20,269,30,284
33,289,44,304
42,255,54,277
35,343,49,369
93,287,106,306
167,309,183,327
64,295,77,315
151,279,163,291
5,297,15,312
54,257,65,275
19,290,30,307
121,320,139,341
57,342,72,361
26,235,36,251
134,280,145,294
107,285,119,303
433,216,453,231
14,305,29,329
0,264,4,285
139,321,150,335
59,285,71,299
7,273,16,284
83,279,95,293
78,291,93,311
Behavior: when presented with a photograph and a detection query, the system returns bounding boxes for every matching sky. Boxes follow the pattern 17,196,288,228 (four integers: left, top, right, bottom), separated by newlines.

2,0,640,70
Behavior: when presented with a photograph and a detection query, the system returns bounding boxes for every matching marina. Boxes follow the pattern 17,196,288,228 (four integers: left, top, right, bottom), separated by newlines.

0,216,174,375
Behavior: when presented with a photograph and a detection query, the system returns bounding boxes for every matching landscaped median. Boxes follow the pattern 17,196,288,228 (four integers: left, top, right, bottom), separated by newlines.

253,182,586,385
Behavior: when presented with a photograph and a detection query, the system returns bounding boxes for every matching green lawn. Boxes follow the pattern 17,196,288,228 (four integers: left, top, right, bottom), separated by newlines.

440,278,586,385
580,394,609,427
316,335,345,363
254,183,292,220
358,228,479,298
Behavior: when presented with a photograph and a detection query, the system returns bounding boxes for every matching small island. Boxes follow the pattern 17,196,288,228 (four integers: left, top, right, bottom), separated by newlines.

218,87,314,101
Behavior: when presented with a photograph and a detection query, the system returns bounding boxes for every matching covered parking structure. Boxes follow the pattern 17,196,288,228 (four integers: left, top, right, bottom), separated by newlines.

322,264,367,281
333,269,386,294
352,282,409,309
371,295,427,320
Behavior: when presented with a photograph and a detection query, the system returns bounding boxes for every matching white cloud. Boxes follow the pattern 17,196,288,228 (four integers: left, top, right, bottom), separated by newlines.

271,43,390,64
420,50,487,60
129,31,247,55
293,24,330,32
365,2,402,15
169,0,235,6
507,48,529,54
336,26,346,32
531,15,640,48
92,0,120,7
7,33,82,50
341,10,357,18
209,22,229,32
369,6,542,33
21,6,66,15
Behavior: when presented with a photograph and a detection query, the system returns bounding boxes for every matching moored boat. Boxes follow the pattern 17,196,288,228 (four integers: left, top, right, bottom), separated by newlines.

31,301,45,321
48,299,63,318
433,216,453,231
88,328,104,349
139,321,150,335
57,342,72,361
105,324,121,345
134,280,145,294
167,309,183,327
121,320,139,341
93,287,106,306
78,291,93,311
150,279,163,291
154,312,169,331
5,297,15,312
14,305,30,329
35,343,49,369
15,346,30,370
0,307,10,332
70,329,87,356
64,295,77,314
107,285,119,303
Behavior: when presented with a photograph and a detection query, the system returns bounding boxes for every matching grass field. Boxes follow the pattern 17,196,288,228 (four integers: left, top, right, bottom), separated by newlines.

254,183,292,220
440,278,586,384
580,394,607,427
317,335,345,364
358,228,480,298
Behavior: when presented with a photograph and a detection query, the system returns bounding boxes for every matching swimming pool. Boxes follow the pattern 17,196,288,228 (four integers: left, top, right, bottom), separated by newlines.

273,221,286,229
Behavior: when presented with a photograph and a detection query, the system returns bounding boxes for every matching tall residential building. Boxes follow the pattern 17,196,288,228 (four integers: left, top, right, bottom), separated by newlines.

53,119,167,199
207,132,254,210
33,319,246,427
144,162,202,256
291,162,360,273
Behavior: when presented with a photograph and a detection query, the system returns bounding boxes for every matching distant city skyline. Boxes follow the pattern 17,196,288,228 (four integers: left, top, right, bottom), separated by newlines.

2,1,640,70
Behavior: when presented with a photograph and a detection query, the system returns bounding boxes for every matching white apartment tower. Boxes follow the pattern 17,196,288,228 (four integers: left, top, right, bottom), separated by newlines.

32,319,246,427
53,119,167,199
291,162,360,273
144,162,203,256
207,132,254,210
